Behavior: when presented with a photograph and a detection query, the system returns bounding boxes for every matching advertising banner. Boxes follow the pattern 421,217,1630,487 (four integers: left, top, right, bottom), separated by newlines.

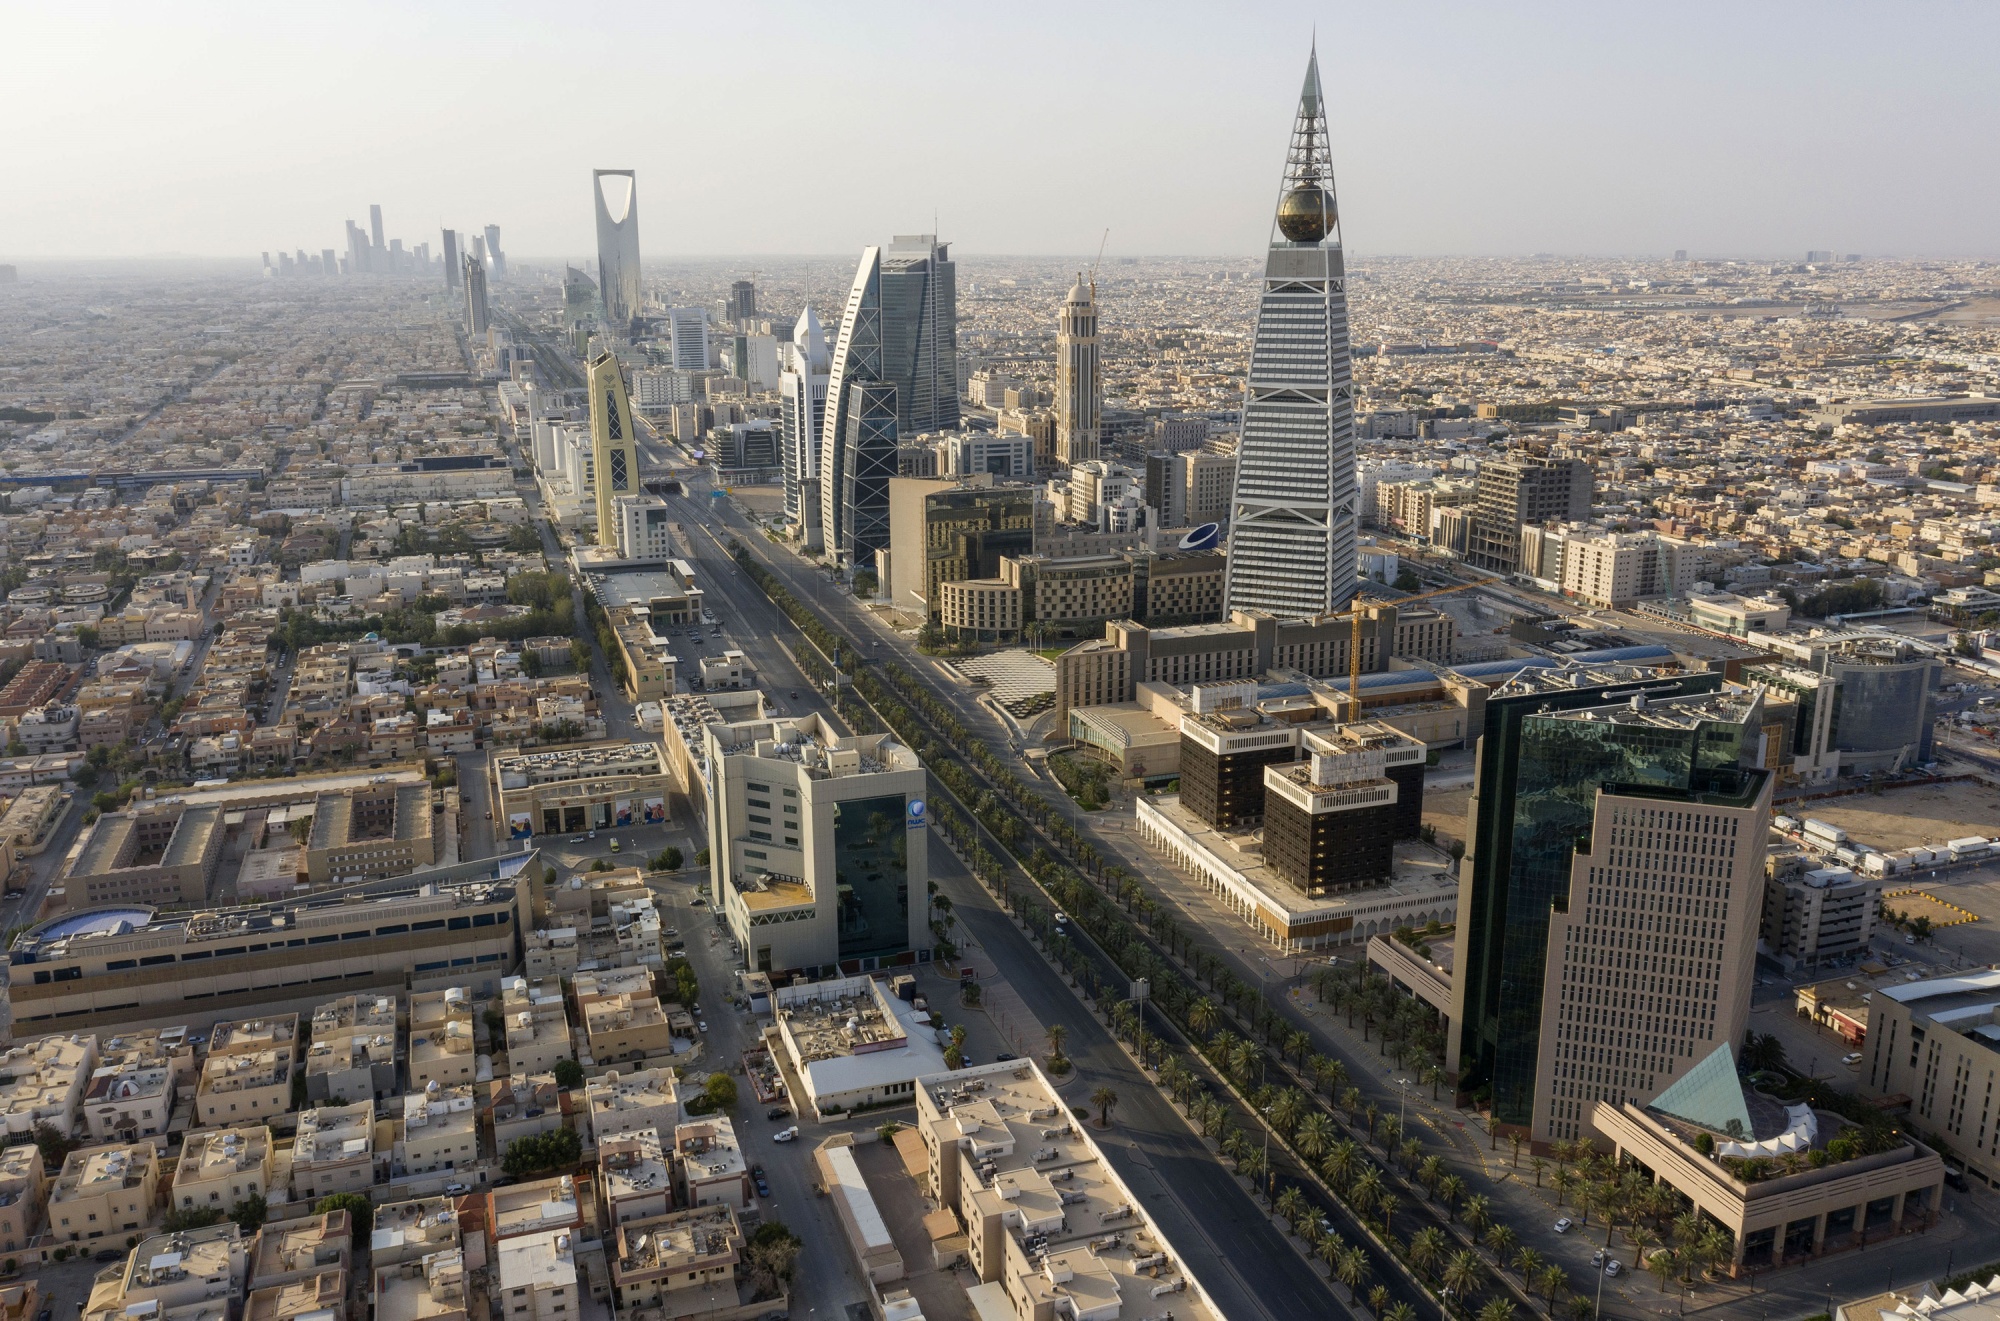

509,813,534,839
642,797,666,825
906,798,927,829
615,799,633,827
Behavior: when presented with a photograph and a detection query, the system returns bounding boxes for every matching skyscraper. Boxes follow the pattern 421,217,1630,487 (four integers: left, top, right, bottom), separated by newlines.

1222,46,1358,619
593,169,642,333
321,248,337,278
780,306,831,549
820,236,959,565
463,256,489,335
484,225,506,280
726,279,757,326
665,307,711,370
1056,275,1101,467
587,352,642,550
442,230,460,291
1447,665,1772,1145
369,204,385,253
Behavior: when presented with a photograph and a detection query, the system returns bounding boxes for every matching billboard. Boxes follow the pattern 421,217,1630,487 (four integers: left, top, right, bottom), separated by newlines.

906,798,927,829
642,797,666,824
614,799,633,828
508,813,534,840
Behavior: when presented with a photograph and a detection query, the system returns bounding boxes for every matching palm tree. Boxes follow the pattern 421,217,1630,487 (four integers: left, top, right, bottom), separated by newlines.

1463,1193,1493,1237
1315,1054,1349,1099
1508,1243,1539,1281
1238,1148,1267,1192
1647,1247,1676,1293
1626,1225,1656,1273
1294,1112,1335,1164
1485,1224,1518,1264
1274,1185,1307,1231
1090,1086,1118,1128
1386,1304,1419,1321
1044,1022,1068,1069
1550,1166,1574,1208
1350,1166,1385,1218
1436,1173,1467,1220
1509,1131,1526,1168
1409,1226,1449,1279
1539,1263,1569,1312
1316,1232,1344,1279
1369,1285,1392,1318
1228,1038,1262,1090
1399,1136,1423,1175
1376,1190,1401,1236
1322,1140,1360,1192
1567,1297,1595,1321
1159,1057,1192,1107
1442,1249,1485,1300
1340,1085,1364,1121
1529,1156,1547,1189
1422,1063,1446,1101
1269,1087,1306,1136
1417,1154,1446,1198
1477,1300,1517,1321
1335,1245,1370,1299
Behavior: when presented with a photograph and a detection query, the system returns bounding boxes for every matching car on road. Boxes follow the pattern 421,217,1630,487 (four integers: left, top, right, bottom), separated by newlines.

697,1021,708,1033
1602,1260,1622,1278
445,1182,469,1195
996,1053,1016,1062
1591,1249,1604,1267
609,839,621,853
789,691,800,700
754,1174,771,1198
772,1126,799,1143
1843,1051,1865,1065
767,1106,791,1120
1553,1218,1573,1234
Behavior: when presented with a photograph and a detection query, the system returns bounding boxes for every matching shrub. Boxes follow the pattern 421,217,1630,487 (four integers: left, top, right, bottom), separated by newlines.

553,1058,585,1089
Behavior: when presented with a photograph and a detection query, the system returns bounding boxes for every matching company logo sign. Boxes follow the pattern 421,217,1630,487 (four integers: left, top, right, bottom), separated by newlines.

907,799,927,828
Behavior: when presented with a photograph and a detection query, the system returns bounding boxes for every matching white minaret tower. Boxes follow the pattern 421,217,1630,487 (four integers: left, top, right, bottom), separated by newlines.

1222,43,1358,620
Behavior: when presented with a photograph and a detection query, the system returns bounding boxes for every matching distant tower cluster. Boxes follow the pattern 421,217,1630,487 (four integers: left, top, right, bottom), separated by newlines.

594,169,643,334
1222,45,1359,621
1056,275,1101,466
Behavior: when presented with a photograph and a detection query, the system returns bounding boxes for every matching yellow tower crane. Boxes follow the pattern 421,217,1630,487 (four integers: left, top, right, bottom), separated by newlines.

1332,575,1499,719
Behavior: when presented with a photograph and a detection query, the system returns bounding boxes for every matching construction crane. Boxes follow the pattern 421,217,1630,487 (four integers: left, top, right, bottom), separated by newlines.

1089,228,1110,286
1330,575,1499,718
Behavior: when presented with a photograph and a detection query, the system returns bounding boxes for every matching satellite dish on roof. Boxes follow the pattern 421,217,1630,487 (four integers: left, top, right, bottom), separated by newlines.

1179,523,1221,551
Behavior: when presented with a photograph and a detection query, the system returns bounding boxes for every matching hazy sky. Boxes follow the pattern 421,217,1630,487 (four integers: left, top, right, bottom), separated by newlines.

6,1,1996,262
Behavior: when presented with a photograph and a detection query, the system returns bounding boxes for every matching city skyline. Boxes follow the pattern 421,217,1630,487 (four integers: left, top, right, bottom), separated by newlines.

5,3,1998,262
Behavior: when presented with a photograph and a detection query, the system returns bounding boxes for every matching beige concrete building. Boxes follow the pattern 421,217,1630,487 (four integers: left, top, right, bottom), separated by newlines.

600,1129,673,1225
196,1048,293,1128
306,993,399,1106
499,975,573,1076
291,1101,382,1201
49,1141,159,1243
370,1196,462,1268
584,1067,682,1145
490,740,676,840
173,1125,275,1214
813,1135,901,1284
490,1074,564,1151
0,1032,97,1139
914,1059,1226,1321
303,782,437,884
0,1144,44,1256
246,1269,348,1321
372,1245,467,1321
489,1176,581,1243
408,987,478,1092
607,1204,745,1315
80,1025,195,1144
583,993,675,1067
1860,969,2000,1190
249,1210,352,1290
674,1118,749,1209
494,1228,579,1321
397,1085,480,1176
82,1222,246,1321
63,800,225,909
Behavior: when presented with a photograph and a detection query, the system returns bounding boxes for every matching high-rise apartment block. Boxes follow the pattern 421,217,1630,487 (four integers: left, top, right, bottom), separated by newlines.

593,169,642,333
1056,276,1100,466
441,230,459,291
483,224,506,279
726,279,756,325
1448,665,1772,1147
1224,49,1358,619
780,307,831,549
463,257,489,335
1466,455,1592,573
703,712,928,979
586,353,644,551
665,307,711,371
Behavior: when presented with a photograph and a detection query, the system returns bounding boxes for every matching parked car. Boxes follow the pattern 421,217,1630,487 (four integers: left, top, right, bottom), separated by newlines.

1603,1260,1623,1278
996,1053,1017,1062
1553,1218,1573,1234
445,1182,469,1195
767,1106,791,1121
772,1126,800,1143
755,1175,771,1197
1843,1051,1864,1066
697,1021,708,1034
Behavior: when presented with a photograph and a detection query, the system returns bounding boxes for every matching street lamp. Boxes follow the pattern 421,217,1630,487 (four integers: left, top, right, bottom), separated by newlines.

1396,1076,1412,1140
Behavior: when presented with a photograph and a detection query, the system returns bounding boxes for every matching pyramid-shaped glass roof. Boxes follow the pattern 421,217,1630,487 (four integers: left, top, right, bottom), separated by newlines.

1649,1042,1753,1138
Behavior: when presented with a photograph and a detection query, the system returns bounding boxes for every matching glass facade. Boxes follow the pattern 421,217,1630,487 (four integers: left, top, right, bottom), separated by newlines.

833,792,911,966
1457,671,1748,1127
1829,658,1935,762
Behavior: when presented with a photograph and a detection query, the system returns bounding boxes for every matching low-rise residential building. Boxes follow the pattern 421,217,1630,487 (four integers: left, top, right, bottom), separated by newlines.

82,1222,247,1321
372,1245,467,1321
196,1047,293,1127
408,987,478,1092
369,1196,461,1268
246,1268,348,1321
500,975,573,1077
600,1128,672,1225
489,1176,581,1243
173,1125,275,1214
49,1140,159,1243
582,993,674,1067
291,1101,381,1201
584,1067,681,1145
0,1144,44,1255
674,1118,749,1210
772,975,944,1119
80,1025,193,1144
249,1210,352,1290
494,1228,579,1321
0,1032,98,1139
397,1085,480,1176
607,1204,744,1314
306,993,399,1105
490,1074,564,1150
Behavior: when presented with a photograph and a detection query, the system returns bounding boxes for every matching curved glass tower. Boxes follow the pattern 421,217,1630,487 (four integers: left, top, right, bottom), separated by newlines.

593,169,642,333
1222,45,1357,619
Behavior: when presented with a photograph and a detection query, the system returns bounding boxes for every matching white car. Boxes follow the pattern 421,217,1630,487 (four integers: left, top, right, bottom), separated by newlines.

1603,1260,1623,1278
772,1126,800,1143
1553,1218,1573,1234
1843,1051,1865,1066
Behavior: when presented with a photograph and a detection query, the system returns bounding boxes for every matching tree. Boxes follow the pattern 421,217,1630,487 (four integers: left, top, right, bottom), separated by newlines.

315,1192,374,1237
1091,1086,1119,1128
502,1126,582,1177
704,1073,739,1112
1335,1245,1370,1298
1409,1226,1449,1278
1045,1022,1070,1075
1294,1111,1335,1163
553,1058,585,1089
745,1221,802,1301
1539,1263,1569,1311
32,1121,77,1170
1477,1301,1517,1321
230,1194,268,1233
1442,1250,1485,1300
1274,1185,1308,1231
1188,996,1219,1038
163,1207,227,1231
661,846,683,871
